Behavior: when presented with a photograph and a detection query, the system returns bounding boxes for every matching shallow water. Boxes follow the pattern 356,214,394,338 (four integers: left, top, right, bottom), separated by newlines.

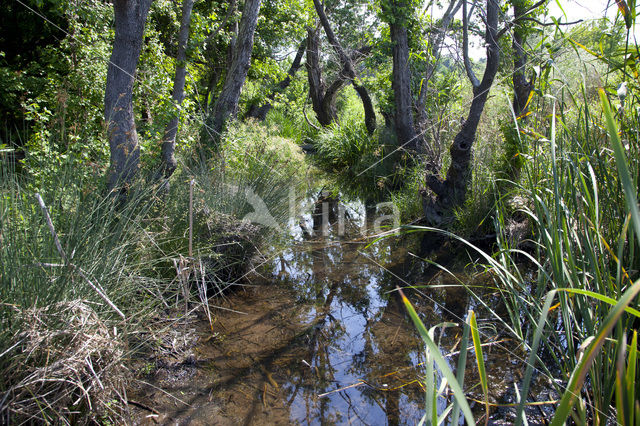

131,196,553,425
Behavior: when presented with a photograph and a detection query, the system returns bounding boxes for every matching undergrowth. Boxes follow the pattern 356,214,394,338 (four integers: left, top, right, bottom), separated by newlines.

0,118,309,423
400,77,640,425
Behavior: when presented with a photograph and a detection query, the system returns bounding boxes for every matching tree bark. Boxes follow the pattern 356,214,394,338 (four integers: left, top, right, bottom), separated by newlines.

512,0,533,117
389,0,420,152
244,38,306,121
306,25,340,126
158,0,194,180
105,0,153,191
312,0,376,134
424,0,500,223
202,0,262,147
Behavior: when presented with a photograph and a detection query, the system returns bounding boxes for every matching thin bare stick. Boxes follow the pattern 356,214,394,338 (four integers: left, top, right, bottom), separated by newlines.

303,95,321,131
35,193,67,263
74,266,126,319
34,193,126,320
138,380,192,406
318,381,366,397
189,179,194,258
209,304,248,315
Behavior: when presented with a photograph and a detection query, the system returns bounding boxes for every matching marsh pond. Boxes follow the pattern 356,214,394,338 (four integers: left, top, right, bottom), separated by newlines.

127,194,556,425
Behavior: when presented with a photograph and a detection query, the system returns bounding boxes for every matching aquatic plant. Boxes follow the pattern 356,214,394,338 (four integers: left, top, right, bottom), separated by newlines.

401,79,640,424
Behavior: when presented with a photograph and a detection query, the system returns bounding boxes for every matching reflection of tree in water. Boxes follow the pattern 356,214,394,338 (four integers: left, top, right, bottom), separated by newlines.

349,244,429,424
271,198,472,424
275,233,372,421
349,232,476,423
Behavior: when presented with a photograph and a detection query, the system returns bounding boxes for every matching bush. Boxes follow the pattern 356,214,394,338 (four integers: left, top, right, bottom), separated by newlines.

0,161,167,422
311,118,412,204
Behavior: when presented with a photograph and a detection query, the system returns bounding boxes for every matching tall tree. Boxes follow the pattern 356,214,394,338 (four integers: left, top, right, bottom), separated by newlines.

387,0,422,152
158,0,195,180
306,24,339,126
105,0,154,191
202,0,262,146
511,0,545,117
499,0,546,180
312,0,377,134
306,24,372,128
382,0,462,160
424,0,500,223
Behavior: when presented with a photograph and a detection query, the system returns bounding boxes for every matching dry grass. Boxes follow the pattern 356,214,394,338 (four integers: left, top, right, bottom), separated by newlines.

1,300,128,424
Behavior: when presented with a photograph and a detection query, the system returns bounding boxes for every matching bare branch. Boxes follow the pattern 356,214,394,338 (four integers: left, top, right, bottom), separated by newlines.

303,94,321,131
35,193,126,319
36,193,67,263
521,17,583,26
462,0,480,87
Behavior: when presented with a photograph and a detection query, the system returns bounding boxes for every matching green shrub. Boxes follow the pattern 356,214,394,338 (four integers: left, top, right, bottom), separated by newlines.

311,118,410,203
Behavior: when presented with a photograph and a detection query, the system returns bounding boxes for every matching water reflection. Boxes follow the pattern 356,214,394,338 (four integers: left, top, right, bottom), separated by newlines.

131,195,508,425
270,195,450,424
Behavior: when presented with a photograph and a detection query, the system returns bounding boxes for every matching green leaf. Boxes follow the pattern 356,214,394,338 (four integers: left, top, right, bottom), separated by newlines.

451,318,470,426
555,288,640,318
550,278,640,426
470,311,489,425
398,288,475,425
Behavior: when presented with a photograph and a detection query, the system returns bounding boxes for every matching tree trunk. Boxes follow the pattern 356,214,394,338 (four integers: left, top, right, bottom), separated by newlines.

202,0,262,147
158,0,194,180
389,4,420,152
424,0,500,223
245,38,306,121
201,0,237,112
512,0,533,117
312,0,376,134
352,83,377,134
306,25,340,126
105,0,153,191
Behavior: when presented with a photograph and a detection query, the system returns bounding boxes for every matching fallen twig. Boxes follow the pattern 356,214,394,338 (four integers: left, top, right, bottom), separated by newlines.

127,399,160,415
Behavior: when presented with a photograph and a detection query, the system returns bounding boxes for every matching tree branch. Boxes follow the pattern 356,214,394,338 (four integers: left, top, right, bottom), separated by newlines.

312,0,376,133
462,0,480,87
312,0,352,70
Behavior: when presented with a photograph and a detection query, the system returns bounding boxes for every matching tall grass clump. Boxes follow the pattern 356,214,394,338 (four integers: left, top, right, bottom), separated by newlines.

401,82,640,423
263,107,319,143
159,121,310,289
204,121,307,229
514,89,640,424
311,117,415,203
0,160,171,422
480,84,640,424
